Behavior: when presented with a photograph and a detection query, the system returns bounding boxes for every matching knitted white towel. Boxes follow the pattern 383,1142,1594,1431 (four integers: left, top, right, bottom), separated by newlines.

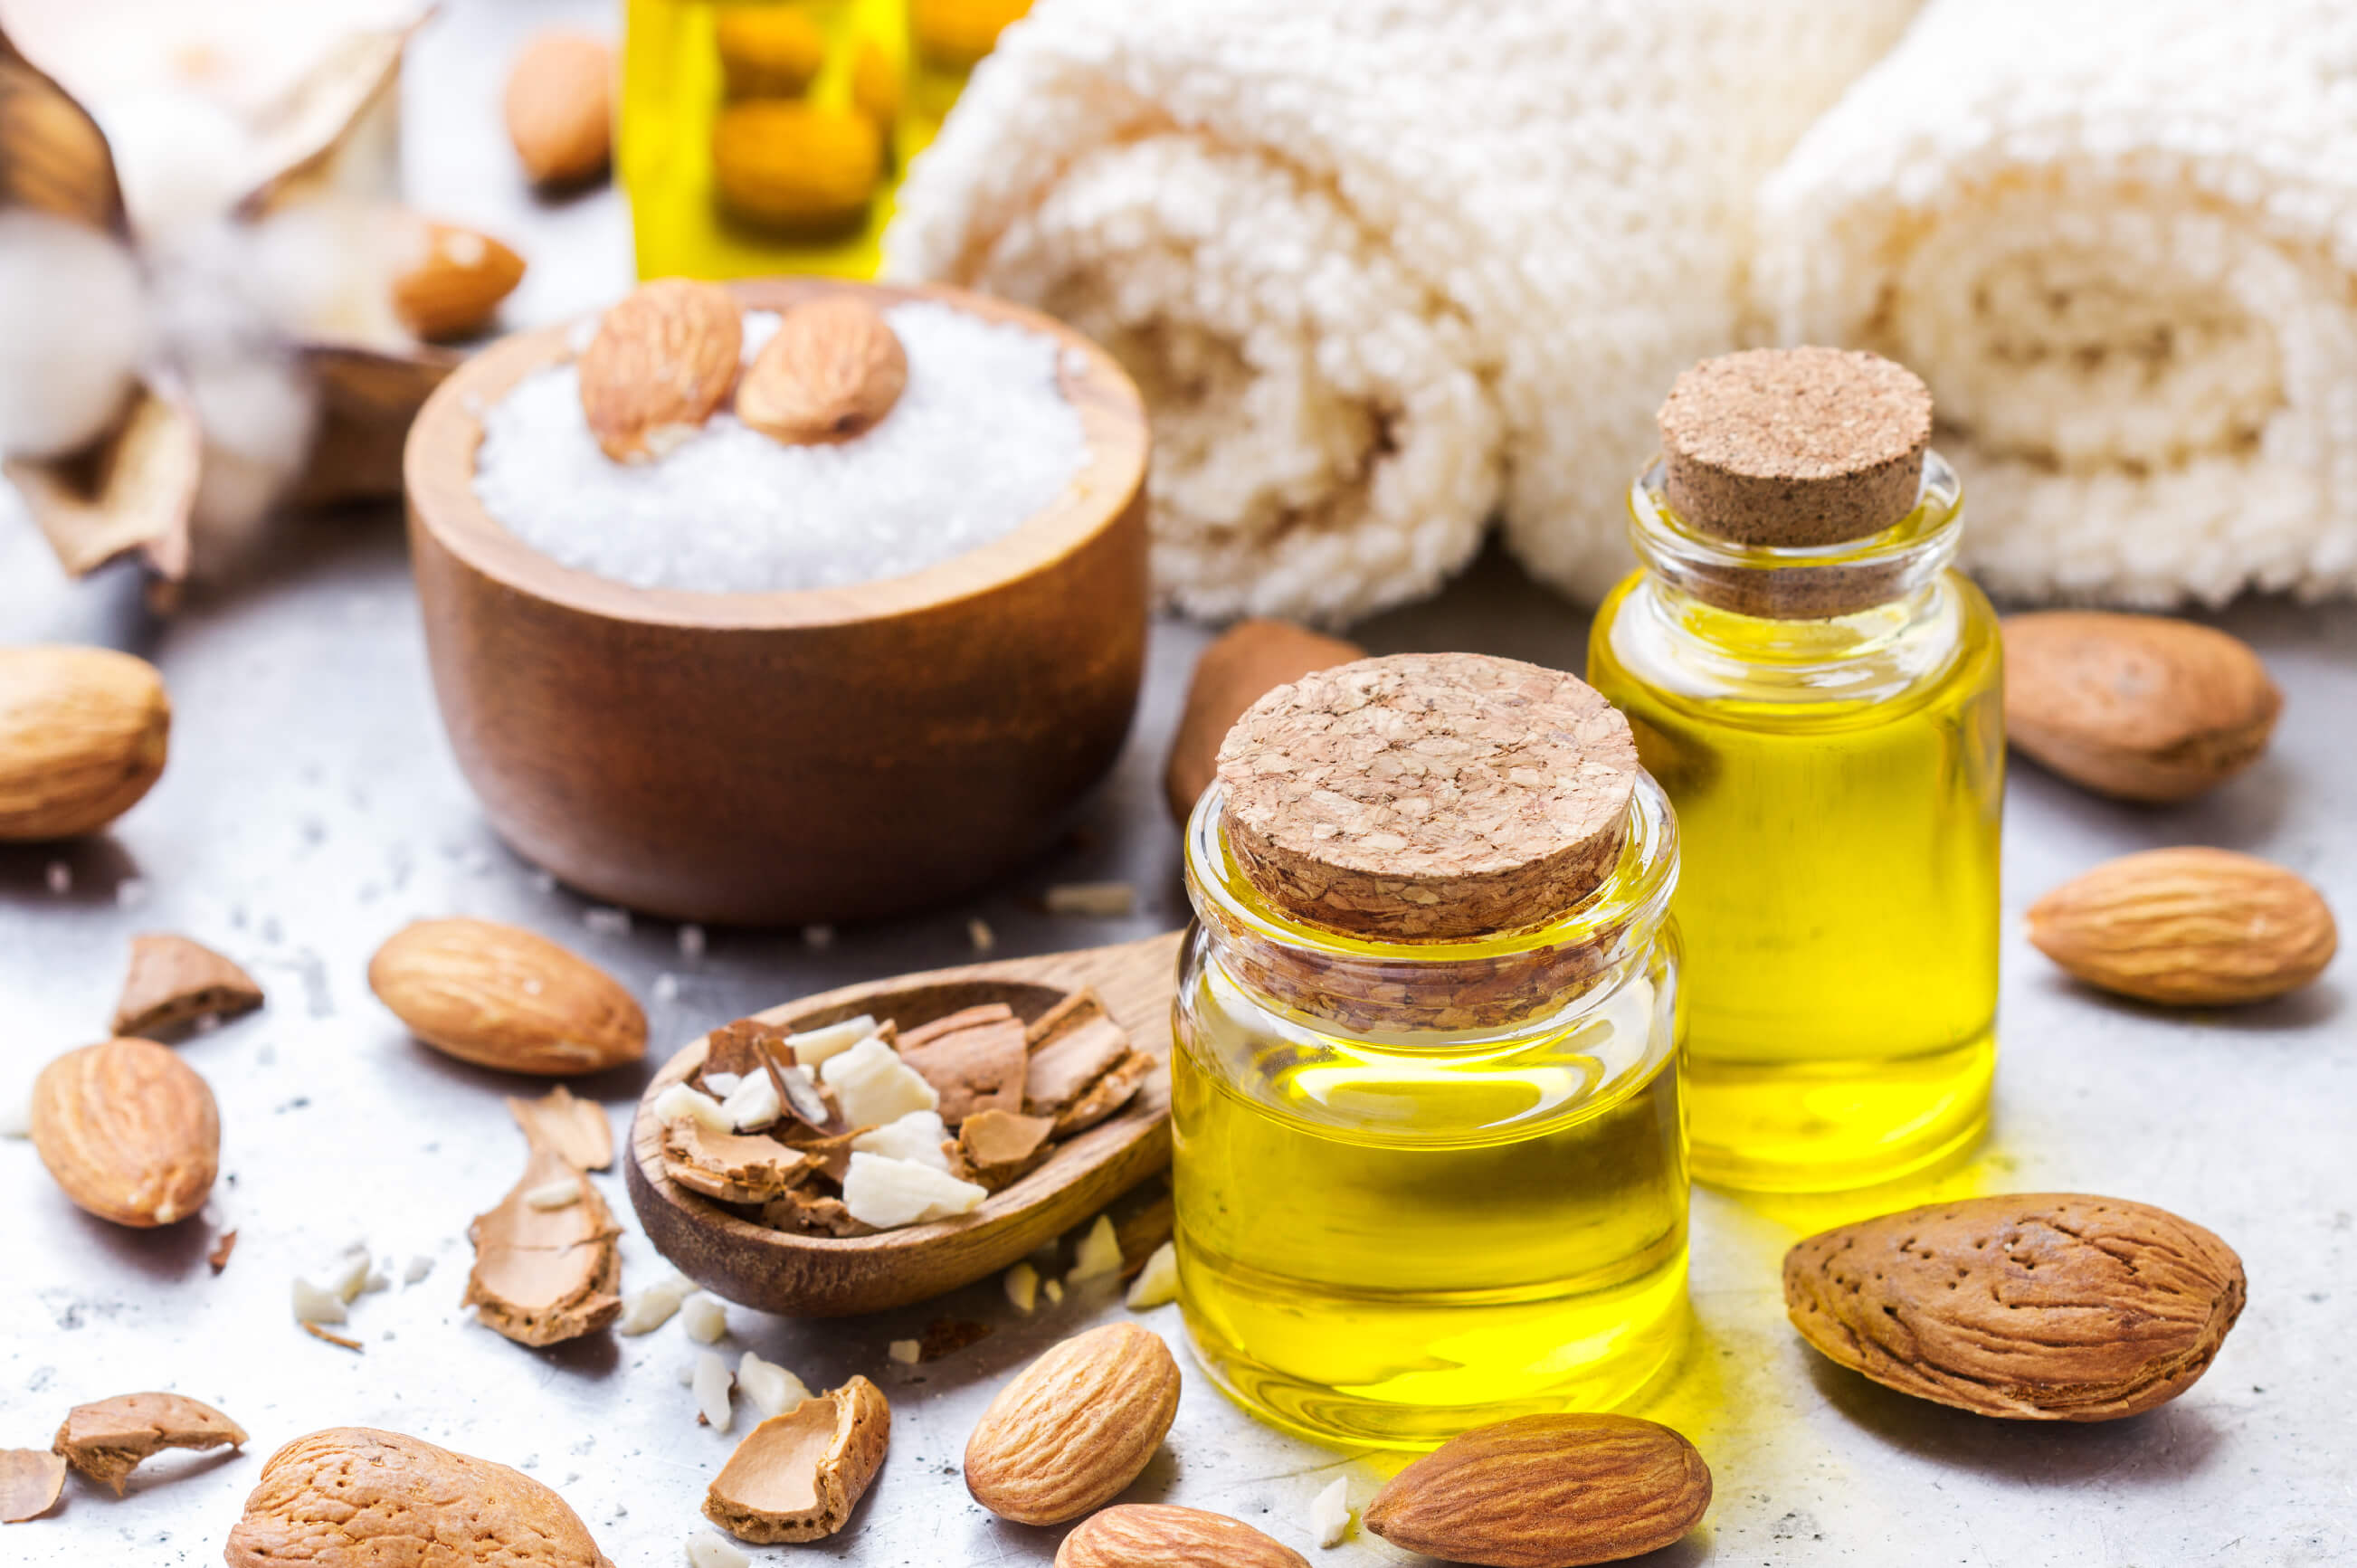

1758,0,2357,607
885,0,1919,622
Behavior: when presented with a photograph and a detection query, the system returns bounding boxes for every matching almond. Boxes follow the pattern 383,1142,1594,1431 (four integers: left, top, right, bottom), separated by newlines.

505,31,613,190
704,1377,889,1543
714,5,827,99
392,219,527,342
30,1038,218,1228
1165,620,1364,822
2027,847,2336,1005
576,279,743,463
737,296,907,446
1058,1505,1309,1568
964,1323,1180,1525
1783,1193,2246,1421
53,1392,247,1495
2003,611,2281,803
0,645,169,841
112,932,264,1039
710,101,881,236
225,1428,615,1568
368,917,647,1075
1363,1414,1709,1568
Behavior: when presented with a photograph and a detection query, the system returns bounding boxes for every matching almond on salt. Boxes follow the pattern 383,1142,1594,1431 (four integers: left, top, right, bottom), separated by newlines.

30,1037,218,1228
1783,1193,2246,1421
505,31,613,190
1363,1413,1710,1568
53,1392,247,1495
2002,611,2280,803
368,917,646,1075
964,1323,1180,1525
575,280,743,463
737,295,908,447
0,645,170,841
2027,847,2336,1006
1058,1505,1309,1568
704,1376,889,1544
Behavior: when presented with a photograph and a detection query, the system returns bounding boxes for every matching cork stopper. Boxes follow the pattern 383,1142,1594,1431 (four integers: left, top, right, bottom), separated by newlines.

1658,347,1932,547
1213,653,1639,941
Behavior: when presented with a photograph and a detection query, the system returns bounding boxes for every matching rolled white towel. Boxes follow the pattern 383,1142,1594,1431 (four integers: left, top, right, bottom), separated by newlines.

886,0,1921,622
1757,0,2357,607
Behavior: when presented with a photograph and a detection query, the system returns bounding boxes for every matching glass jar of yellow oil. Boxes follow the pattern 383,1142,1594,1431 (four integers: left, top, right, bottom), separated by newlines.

1586,347,2002,1195
619,0,1031,280
1173,652,1689,1449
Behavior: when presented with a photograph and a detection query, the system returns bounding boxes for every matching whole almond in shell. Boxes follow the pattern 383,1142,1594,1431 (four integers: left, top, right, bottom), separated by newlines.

577,279,743,463
505,31,613,190
964,1323,1180,1525
392,219,527,342
1363,1413,1709,1568
1783,1193,2246,1421
2003,611,2281,803
368,917,646,1075
2028,847,2335,1006
224,1428,614,1568
0,645,169,841
737,295,908,446
1058,1504,1309,1568
30,1037,218,1228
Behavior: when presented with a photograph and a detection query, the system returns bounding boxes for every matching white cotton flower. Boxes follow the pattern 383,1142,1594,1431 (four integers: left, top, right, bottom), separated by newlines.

0,211,147,460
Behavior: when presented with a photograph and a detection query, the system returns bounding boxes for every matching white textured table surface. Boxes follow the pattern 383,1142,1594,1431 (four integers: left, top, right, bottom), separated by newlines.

3,5,2353,1565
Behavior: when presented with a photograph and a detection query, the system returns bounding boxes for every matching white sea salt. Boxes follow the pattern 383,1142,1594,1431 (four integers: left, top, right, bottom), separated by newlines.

472,303,1089,594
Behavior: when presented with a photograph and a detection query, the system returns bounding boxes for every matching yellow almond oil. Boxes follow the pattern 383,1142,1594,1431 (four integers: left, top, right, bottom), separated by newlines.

1586,453,2003,1193
1172,784,1690,1449
620,0,1030,280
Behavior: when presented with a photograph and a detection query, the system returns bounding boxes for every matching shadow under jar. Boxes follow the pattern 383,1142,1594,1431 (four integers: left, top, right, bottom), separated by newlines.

1587,347,2003,1194
1172,653,1689,1449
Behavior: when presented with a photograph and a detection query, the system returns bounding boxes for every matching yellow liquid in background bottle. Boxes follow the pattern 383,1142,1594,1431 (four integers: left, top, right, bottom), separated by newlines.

1587,572,2003,1193
1172,878,1690,1449
620,0,1028,280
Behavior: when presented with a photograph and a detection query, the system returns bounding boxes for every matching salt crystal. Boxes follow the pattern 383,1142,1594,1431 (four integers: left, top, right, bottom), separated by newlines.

652,973,680,1003
115,877,150,908
803,924,836,950
583,906,631,936
472,303,1088,594
44,860,71,894
678,923,706,960
968,917,995,953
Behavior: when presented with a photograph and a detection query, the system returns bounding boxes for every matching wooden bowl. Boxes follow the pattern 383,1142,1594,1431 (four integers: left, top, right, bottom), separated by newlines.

625,931,1181,1317
404,279,1149,926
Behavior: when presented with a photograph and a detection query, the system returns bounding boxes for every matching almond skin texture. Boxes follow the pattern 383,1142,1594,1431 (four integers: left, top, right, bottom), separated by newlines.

1363,1414,1710,1568
1783,1193,2246,1421
53,1392,247,1495
2003,612,2280,803
30,1038,218,1228
392,220,527,342
2027,847,2336,1006
224,1428,615,1568
0,645,169,841
576,279,743,463
368,917,646,1075
737,295,908,446
964,1323,1180,1525
505,31,612,190
1057,1505,1309,1568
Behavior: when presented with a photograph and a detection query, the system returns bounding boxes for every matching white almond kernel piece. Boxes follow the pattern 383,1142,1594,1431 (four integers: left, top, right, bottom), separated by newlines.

680,1291,729,1345
687,1530,750,1568
840,1151,985,1229
619,1273,696,1335
1004,1261,1039,1314
785,1014,876,1069
851,1109,953,1172
1311,1477,1352,1547
523,1179,583,1211
291,1278,348,1326
651,1080,734,1133
820,1036,939,1128
692,1349,734,1432
719,1070,780,1132
1068,1213,1123,1282
1126,1240,1181,1309
736,1351,812,1422
887,1339,921,1365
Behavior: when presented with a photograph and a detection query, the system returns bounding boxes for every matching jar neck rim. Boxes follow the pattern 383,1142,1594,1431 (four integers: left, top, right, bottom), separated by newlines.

1628,449,1963,619
1183,774,1680,966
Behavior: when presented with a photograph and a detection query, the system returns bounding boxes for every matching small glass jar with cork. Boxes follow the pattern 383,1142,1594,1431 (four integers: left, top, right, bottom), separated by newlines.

1172,652,1689,1449
1586,347,2004,1194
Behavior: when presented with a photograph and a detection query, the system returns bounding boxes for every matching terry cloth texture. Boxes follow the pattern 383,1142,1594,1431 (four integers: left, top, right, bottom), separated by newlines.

1757,0,2357,607
884,0,1921,622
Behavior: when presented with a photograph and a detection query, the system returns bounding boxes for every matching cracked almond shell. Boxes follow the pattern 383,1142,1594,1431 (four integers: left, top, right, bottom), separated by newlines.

1363,1414,1710,1568
1,1449,67,1523
224,1428,614,1567
369,917,646,1075
704,1376,889,1543
1782,1193,2246,1421
30,1037,218,1228
964,1323,1180,1525
112,933,264,1038
464,1145,623,1346
52,1392,247,1495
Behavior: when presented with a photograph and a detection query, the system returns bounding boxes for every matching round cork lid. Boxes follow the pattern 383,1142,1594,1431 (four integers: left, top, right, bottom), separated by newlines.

1658,347,1932,547
1213,653,1639,941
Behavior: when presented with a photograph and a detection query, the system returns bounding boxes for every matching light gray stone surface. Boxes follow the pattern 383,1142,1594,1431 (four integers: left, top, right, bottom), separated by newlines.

1,5,2351,1564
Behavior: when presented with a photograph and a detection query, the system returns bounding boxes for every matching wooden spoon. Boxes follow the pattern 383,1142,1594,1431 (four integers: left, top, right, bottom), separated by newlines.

625,931,1182,1317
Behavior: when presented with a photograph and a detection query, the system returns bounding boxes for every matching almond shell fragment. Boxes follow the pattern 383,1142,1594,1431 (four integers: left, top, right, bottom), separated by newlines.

52,1392,247,1495
704,1376,889,1544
